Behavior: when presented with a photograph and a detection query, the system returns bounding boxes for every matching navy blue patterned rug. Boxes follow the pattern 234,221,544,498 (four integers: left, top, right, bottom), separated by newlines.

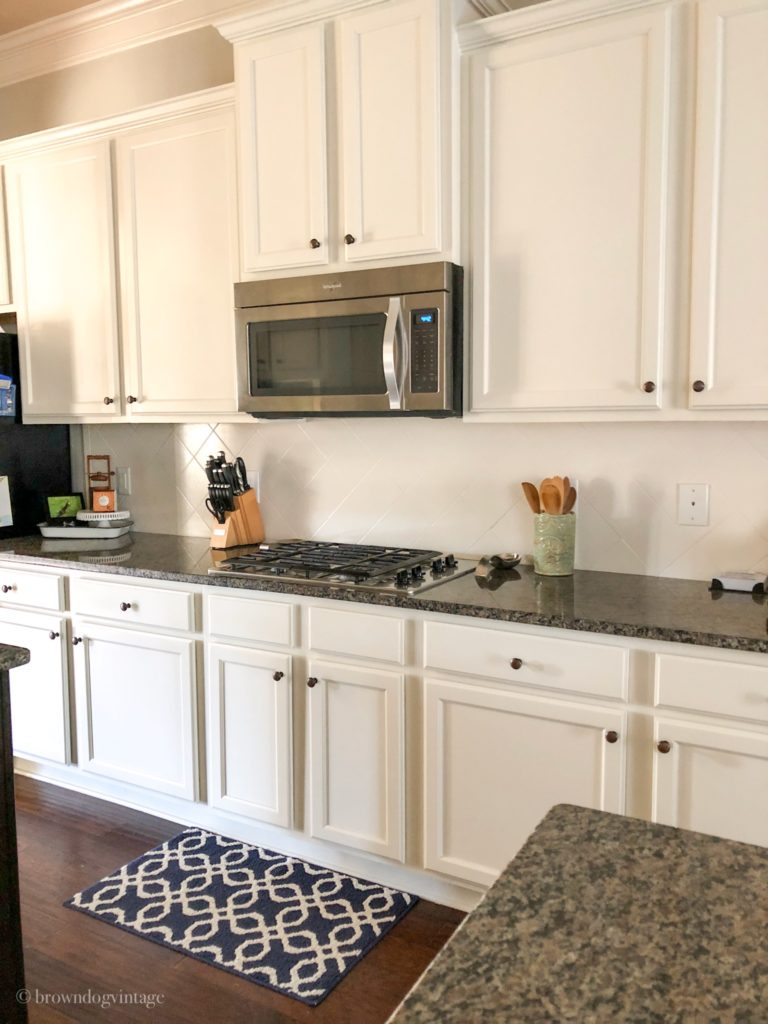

65,827,418,1005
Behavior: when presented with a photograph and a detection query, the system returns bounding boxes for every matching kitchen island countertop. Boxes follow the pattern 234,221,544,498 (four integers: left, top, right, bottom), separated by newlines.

389,803,768,1023
0,643,30,672
1,533,767,652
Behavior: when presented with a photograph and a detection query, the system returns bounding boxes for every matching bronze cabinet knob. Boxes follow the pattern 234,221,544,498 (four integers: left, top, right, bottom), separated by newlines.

72,637,83,645
309,238,321,249
1,584,13,593
307,677,318,688
605,730,619,744
119,602,132,611
344,234,356,245
103,396,114,405
692,380,706,393
642,381,656,393
126,395,138,404
273,671,284,681
510,658,523,670
657,740,672,754
49,631,60,640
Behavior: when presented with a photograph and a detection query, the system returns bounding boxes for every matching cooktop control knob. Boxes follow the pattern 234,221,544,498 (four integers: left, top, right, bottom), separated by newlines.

395,569,410,587
431,558,445,574
445,554,457,569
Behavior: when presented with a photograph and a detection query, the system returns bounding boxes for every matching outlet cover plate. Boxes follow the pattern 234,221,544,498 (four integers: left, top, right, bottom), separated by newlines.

677,483,709,526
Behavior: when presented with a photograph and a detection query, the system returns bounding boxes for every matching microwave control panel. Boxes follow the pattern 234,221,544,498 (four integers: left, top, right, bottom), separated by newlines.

410,309,439,393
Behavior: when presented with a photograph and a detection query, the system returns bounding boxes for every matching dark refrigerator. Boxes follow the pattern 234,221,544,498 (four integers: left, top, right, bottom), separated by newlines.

0,332,71,537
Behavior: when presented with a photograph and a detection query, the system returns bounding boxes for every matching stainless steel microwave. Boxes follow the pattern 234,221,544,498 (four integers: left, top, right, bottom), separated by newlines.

235,262,462,417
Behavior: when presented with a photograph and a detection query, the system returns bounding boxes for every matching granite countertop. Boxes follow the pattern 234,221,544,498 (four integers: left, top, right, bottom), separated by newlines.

0,643,30,671
0,533,767,652
389,804,768,1023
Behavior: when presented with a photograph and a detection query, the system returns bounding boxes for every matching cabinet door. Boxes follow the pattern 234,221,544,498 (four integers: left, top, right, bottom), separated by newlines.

235,24,329,273
653,716,768,847
207,643,292,828
115,109,239,417
1,610,69,764
5,140,121,419
0,168,11,308
307,659,404,861
73,620,197,800
468,5,676,412
338,0,441,261
424,678,625,885
688,0,768,409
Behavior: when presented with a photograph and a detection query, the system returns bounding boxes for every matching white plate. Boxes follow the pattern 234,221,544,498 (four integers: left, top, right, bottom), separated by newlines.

38,523,133,539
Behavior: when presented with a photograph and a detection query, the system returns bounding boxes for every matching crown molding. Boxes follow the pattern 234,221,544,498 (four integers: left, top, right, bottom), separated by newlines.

0,0,261,89
458,0,680,51
0,83,234,158
214,0,385,41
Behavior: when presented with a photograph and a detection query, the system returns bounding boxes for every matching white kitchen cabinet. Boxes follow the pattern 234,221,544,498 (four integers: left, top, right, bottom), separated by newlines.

0,168,11,308
466,2,677,413
219,0,443,275
4,140,121,420
1,608,69,764
307,658,405,861
424,677,625,885
72,619,198,800
206,642,293,828
652,717,768,847
688,0,768,409
115,107,239,418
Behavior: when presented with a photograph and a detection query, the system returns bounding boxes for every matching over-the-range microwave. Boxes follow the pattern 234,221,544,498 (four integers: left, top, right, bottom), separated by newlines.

235,262,463,417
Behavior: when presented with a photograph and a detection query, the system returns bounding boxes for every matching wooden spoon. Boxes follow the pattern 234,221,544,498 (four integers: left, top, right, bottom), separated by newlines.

540,481,562,514
552,476,568,512
562,486,577,514
521,481,541,514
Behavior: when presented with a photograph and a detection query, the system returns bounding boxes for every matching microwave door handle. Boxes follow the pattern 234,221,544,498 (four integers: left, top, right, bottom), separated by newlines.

383,296,405,410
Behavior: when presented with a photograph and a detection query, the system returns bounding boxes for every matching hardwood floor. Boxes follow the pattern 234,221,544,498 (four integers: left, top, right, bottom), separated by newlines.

14,776,464,1023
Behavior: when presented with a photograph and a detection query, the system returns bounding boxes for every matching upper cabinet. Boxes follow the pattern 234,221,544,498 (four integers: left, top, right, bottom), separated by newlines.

0,168,12,309
1,89,239,424
218,0,446,276
464,2,678,415
4,140,122,419
688,0,768,410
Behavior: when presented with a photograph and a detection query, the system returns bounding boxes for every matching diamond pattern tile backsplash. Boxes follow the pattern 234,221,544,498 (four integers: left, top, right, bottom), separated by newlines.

82,419,768,581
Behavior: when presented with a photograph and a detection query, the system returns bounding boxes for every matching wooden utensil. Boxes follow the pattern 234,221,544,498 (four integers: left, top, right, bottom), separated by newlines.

540,481,562,514
562,486,577,514
521,481,541,514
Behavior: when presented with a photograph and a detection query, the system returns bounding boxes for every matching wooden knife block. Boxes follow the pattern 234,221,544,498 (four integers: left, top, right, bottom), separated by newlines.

210,489,265,549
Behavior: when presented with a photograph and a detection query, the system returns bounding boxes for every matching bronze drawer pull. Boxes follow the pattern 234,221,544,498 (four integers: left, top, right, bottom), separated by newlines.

273,671,284,681
657,740,672,754
605,730,619,744
307,677,318,688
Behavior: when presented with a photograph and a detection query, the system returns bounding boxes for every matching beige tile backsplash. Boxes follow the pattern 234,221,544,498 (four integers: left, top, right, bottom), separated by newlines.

82,419,768,581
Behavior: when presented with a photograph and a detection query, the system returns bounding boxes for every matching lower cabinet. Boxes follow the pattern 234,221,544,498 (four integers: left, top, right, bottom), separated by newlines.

652,716,768,848
424,677,626,886
307,659,405,862
72,619,198,800
206,642,293,828
1,608,69,764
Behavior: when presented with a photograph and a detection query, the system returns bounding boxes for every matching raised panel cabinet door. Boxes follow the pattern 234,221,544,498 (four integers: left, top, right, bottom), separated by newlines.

235,24,329,273
115,108,239,416
0,168,11,307
4,140,121,419
1,610,69,764
206,643,292,828
652,717,768,847
688,0,768,409
338,0,441,261
424,678,625,886
307,659,405,861
469,5,677,412
72,620,198,800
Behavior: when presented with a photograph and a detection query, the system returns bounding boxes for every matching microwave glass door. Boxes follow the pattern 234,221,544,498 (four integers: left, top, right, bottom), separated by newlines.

248,313,387,397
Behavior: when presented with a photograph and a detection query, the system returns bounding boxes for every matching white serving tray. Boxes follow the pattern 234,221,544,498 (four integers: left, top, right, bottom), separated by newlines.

38,522,133,540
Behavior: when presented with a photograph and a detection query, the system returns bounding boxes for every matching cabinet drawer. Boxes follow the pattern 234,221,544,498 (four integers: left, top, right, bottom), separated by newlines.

0,565,64,611
309,606,404,664
206,591,294,647
424,621,627,701
655,653,768,725
71,576,194,632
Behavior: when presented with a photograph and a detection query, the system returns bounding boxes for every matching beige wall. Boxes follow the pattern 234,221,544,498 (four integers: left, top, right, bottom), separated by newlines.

0,27,233,141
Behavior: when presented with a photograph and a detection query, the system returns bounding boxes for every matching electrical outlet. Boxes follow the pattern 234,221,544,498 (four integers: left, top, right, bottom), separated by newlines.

116,467,132,496
677,483,709,525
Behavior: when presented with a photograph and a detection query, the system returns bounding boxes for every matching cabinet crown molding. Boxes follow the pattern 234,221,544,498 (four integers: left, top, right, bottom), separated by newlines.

458,0,683,50
214,0,389,41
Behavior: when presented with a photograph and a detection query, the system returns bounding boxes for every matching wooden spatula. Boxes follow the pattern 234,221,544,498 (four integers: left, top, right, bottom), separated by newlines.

521,481,541,514
540,481,562,514
562,486,577,514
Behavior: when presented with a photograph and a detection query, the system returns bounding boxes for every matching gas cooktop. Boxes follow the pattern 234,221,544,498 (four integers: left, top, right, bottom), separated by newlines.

208,540,476,596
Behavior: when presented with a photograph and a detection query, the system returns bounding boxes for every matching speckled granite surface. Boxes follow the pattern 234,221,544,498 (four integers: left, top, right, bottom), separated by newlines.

0,643,30,671
389,804,768,1023
0,533,767,651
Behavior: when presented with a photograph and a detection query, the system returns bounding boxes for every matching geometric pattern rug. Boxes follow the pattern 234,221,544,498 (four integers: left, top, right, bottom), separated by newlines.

64,827,418,1005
